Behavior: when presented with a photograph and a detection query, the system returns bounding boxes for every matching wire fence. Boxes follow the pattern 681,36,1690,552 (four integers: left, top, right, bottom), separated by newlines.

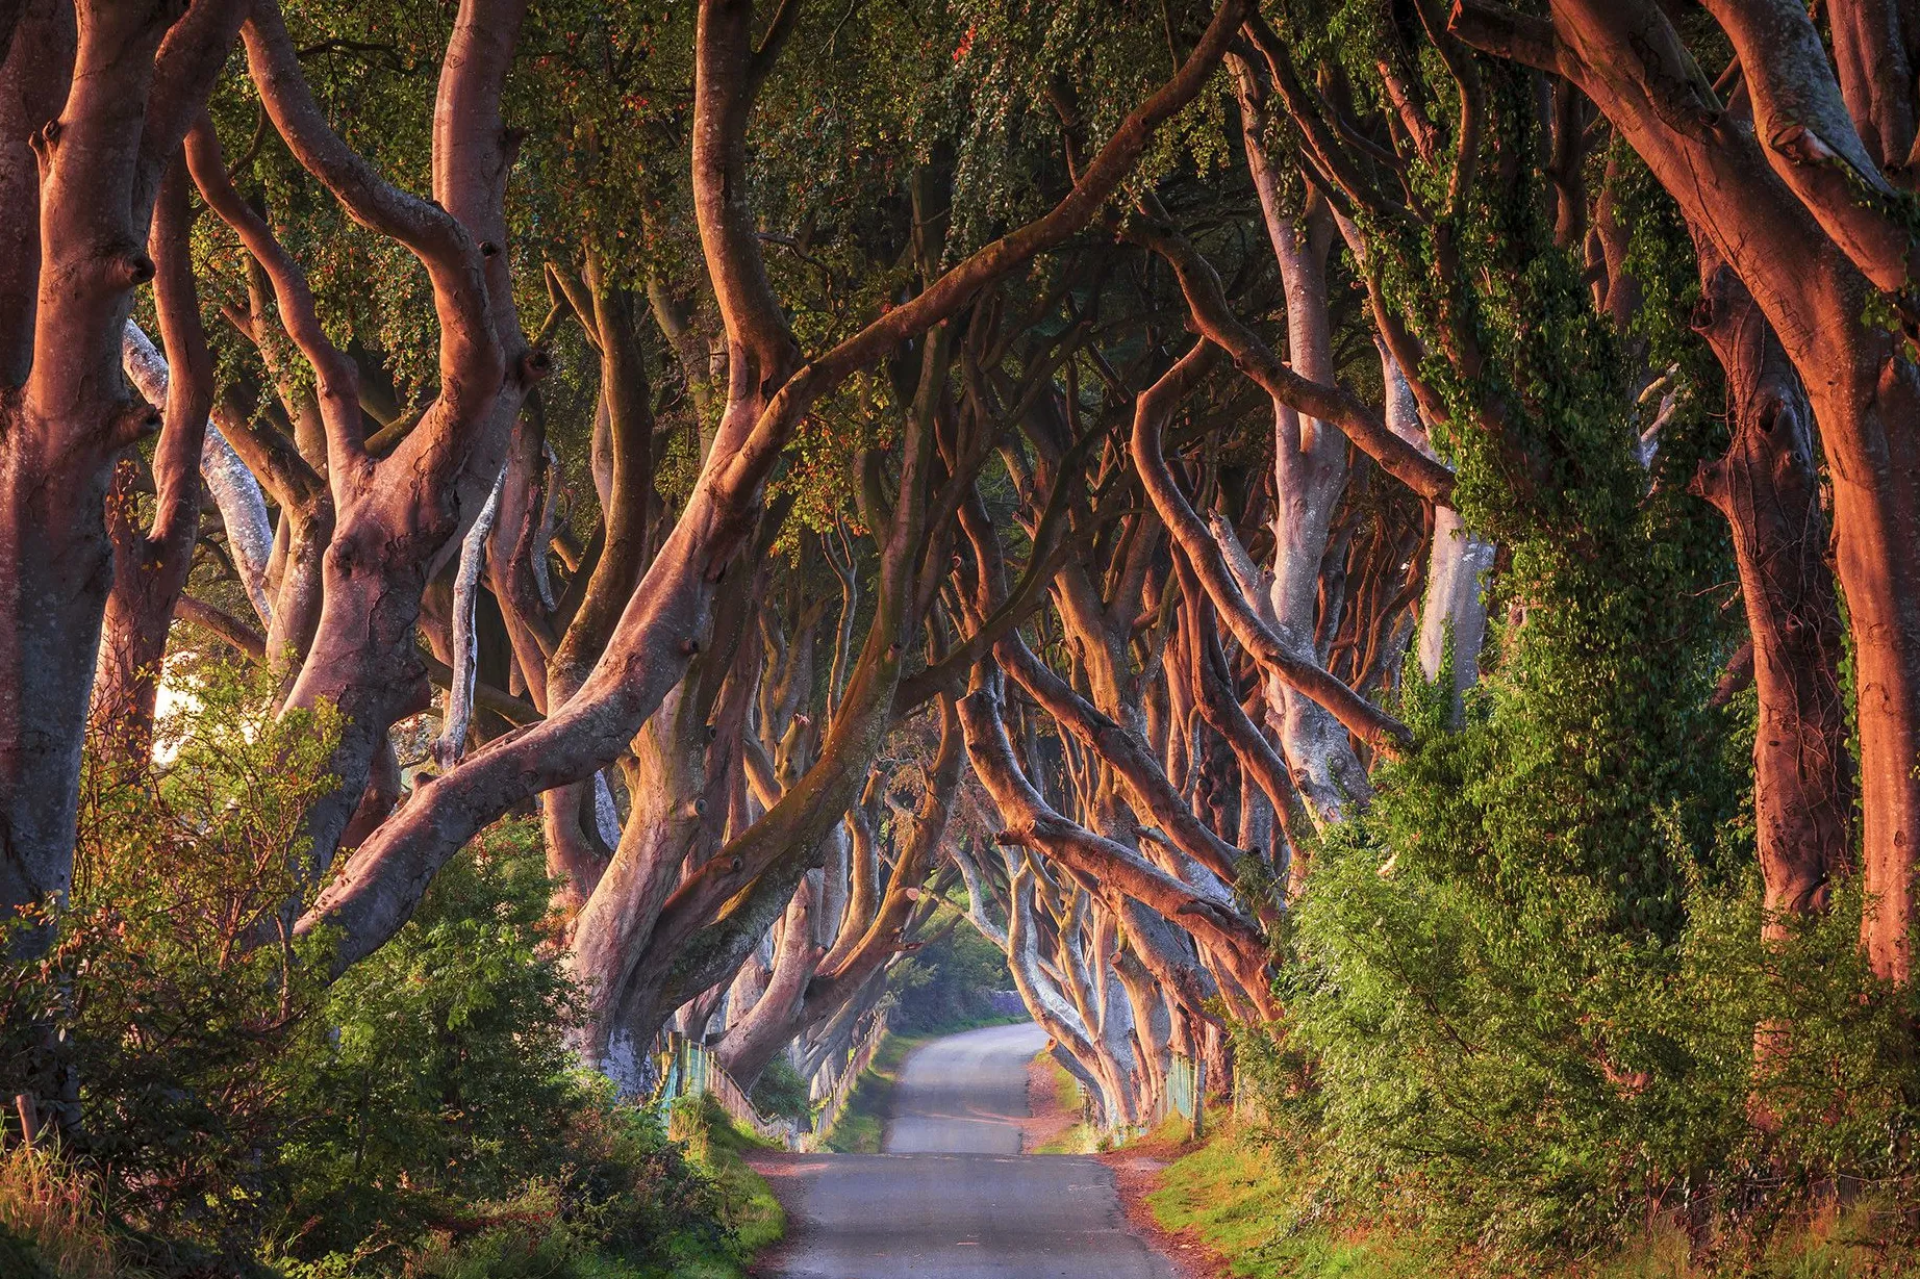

1105,1050,1207,1147
652,1010,891,1153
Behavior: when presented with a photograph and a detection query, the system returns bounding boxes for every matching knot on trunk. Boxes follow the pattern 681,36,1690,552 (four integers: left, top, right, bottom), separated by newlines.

112,251,157,290
1769,123,1839,169
1689,458,1728,507
27,121,60,173
110,400,164,449
1689,295,1717,335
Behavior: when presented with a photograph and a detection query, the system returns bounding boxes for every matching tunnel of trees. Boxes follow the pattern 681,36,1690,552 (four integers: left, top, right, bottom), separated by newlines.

4,0,1920,1271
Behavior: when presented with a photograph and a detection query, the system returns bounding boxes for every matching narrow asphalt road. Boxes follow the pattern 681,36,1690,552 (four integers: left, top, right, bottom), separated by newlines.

753,1022,1177,1278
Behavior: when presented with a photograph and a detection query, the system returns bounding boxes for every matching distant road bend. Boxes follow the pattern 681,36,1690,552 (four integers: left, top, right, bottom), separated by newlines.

755,1022,1177,1278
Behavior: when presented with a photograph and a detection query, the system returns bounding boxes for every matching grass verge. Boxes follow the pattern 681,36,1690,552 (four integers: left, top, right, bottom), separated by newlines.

1143,1121,1920,1279
817,1032,934,1154
1031,1056,1096,1155
669,1095,787,1277
0,1142,122,1279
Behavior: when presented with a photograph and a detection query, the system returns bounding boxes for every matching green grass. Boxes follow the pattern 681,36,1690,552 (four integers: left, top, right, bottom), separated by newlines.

1031,1057,1096,1155
1144,1126,1439,1278
1143,1123,1920,1279
0,1143,118,1279
667,1095,787,1277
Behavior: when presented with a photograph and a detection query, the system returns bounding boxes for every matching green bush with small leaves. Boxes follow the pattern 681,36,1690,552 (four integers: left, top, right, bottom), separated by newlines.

2,666,743,1277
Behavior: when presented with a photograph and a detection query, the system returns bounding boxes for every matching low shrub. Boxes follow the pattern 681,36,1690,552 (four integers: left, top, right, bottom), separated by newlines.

1,667,749,1276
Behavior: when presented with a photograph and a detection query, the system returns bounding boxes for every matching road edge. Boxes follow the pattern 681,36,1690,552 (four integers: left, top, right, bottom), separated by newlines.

1098,1138,1233,1279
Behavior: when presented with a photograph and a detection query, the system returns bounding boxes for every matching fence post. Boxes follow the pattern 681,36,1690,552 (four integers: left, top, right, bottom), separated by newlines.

1191,1053,1206,1142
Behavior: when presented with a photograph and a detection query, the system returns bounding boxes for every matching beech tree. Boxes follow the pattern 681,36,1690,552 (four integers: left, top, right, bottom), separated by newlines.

11,0,1920,1265
1,0,248,950
1450,0,1916,978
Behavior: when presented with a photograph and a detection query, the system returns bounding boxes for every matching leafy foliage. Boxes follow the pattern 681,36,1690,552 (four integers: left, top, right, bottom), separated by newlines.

2,671,746,1276
886,904,1017,1033
1216,22,1920,1265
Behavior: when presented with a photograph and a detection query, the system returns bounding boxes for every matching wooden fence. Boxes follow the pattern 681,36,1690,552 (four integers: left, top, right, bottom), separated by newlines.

807,1010,889,1145
653,1010,891,1153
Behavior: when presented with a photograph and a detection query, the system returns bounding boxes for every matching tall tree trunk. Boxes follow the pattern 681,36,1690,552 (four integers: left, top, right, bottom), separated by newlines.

1690,250,1851,935
1,0,244,949
90,161,213,765
716,878,818,1088
232,0,523,881
570,675,737,1088
1456,0,1920,981
120,323,276,628
1380,344,1494,705
1254,194,1369,818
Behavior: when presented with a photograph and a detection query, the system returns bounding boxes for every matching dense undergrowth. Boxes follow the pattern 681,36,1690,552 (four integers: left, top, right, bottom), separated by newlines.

1194,75,1920,1270
1147,1121,1920,1279
0,667,770,1277
664,1097,786,1274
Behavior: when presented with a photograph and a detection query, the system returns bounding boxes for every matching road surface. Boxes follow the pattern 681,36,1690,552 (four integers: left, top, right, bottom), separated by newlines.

883,1020,1046,1154
754,1022,1177,1278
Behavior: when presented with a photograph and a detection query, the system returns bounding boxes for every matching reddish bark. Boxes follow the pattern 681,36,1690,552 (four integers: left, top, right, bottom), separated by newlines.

714,876,819,1088
1127,342,1412,760
0,1,70,388
792,698,964,1046
1828,0,1920,181
529,248,657,921
613,322,959,1048
1173,557,1310,881
1129,199,1455,508
958,682,1276,1021
1689,250,1851,936
1452,0,1920,982
998,632,1244,886
235,0,524,880
91,159,213,765
1,0,244,946
296,0,1251,975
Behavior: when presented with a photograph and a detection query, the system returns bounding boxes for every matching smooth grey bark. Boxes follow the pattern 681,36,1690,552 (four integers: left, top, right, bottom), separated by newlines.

123,321,274,625
434,465,507,768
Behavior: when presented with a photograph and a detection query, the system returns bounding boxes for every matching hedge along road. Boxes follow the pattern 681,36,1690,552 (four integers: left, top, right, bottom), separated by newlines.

751,1022,1178,1278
